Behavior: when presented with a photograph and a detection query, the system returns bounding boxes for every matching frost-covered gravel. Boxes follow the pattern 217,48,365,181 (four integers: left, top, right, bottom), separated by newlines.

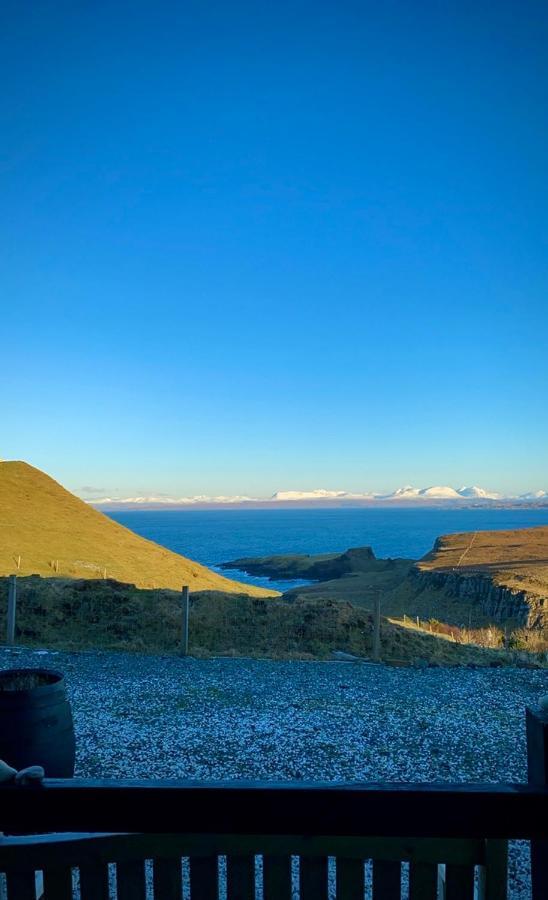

2,647,547,899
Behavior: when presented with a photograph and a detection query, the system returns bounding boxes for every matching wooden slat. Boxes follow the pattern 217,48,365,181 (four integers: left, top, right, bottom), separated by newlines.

479,840,508,900
226,855,255,900
0,832,485,869
43,866,73,899
336,857,365,899
79,862,110,900
444,864,474,899
526,705,548,900
300,856,329,900
262,855,291,900
1,779,546,839
189,855,218,900
5,870,36,900
117,859,146,900
409,862,438,899
153,857,182,899
372,860,401,899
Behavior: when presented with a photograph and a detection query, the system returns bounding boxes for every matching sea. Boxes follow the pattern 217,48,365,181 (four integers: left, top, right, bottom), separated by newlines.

107,507,548,593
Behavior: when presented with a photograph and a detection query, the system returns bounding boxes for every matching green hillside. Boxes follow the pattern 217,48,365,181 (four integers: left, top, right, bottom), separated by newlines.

0,461,275,596
0,574,512,664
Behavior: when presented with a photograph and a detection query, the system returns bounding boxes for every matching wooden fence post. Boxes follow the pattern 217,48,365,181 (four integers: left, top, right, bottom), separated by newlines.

181,586,189,657
372,594,381,662
526,696,548,899
7,575,17,645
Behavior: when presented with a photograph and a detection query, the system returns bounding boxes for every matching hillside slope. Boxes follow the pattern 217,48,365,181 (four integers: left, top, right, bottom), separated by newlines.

0,574,510,664
0,461,275,596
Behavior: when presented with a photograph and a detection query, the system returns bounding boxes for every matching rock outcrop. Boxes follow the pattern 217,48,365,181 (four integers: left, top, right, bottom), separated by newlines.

221,546,378,582
409,567,540,627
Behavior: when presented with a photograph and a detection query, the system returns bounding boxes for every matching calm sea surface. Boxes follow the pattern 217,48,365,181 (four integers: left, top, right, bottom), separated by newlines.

107,507,548,592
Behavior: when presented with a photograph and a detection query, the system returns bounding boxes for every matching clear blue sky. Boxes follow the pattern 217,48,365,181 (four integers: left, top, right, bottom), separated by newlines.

1,1,547,497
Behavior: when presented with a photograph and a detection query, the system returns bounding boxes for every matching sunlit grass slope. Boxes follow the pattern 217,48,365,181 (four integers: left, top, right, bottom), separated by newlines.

0,461,275,596
418,526,548,597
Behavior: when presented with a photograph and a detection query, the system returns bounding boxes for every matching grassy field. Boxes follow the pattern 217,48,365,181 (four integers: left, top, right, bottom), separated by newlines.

0,461,274,596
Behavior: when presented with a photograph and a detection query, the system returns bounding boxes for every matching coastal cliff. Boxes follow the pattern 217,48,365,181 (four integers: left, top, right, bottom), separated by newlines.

227,528,548,633
408,567,538,627
411,526,548,628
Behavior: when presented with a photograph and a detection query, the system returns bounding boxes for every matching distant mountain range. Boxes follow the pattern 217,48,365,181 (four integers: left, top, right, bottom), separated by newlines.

88,484,548,508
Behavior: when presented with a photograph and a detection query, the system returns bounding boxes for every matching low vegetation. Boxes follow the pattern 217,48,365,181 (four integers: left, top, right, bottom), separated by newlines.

0,574,533,665
246,549,500,627
390,616,548,657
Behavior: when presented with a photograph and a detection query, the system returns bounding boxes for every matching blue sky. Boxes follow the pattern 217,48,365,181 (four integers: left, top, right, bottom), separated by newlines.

1,1,547,498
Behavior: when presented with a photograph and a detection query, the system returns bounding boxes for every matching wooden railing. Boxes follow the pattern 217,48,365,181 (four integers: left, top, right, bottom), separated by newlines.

0,703,546,899
0,827,515,899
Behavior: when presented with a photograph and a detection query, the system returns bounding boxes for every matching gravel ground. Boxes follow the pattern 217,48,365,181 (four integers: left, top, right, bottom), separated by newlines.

2,647,547,899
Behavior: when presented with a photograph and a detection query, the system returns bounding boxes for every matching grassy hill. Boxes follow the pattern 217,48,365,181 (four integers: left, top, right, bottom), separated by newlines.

0,461,275,596
418,526,548,594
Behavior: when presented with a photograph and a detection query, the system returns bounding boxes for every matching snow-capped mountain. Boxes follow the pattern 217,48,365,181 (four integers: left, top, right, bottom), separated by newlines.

87,484,548,508
384,484,505,501
383,485,421,499
457,486,501,500
384,485,462,500
270,489,374,501
272,489,347,501
92,493,257,505
420,486,463,499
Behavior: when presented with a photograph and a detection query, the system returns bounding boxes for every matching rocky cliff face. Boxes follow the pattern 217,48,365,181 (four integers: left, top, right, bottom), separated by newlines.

410,566,544,628
412,527,548,630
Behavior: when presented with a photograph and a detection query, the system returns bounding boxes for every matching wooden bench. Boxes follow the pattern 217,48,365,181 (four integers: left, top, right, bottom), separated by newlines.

0,828,511,899
0,704,546,899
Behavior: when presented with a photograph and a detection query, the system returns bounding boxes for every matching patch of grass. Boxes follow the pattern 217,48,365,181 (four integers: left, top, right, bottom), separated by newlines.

173,697,194,711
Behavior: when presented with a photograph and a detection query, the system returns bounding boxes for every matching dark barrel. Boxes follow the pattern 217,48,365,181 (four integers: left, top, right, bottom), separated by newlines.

0,668,76,776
